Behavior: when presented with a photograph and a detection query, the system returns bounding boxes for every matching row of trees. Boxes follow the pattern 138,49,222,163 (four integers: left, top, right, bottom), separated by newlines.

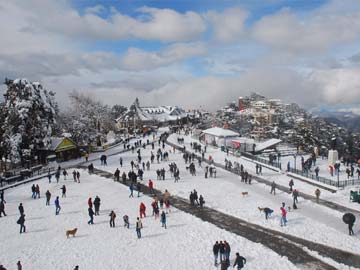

0,78,126,165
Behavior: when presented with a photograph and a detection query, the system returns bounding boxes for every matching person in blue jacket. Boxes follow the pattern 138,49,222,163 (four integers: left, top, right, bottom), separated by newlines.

161,211,167,229
54,196,61,215
129,183,134,198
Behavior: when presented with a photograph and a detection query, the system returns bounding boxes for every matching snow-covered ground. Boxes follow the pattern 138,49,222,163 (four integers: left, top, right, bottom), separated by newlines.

98,137,360,256
0,170,299,270
166,133,360,212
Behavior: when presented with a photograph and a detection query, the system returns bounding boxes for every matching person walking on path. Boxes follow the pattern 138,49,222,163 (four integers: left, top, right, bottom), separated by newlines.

47,172,52,183
76,171,80,183
35,184,40,198
233,253,246,269
17,214,26,234
17,261,22,270
94,196,101,216
148,180,154,194
213,241,220,266
289,179,294,192
139,202,146,218
270,181,277,195
315,188,321,203
45,190,51,206
54,196,61,215
136,217,143,238
129,183,134,198
88,207,95,224
123,215,130,228
18,203,24,215
199,195,205,208
72,170,77,182
109,210,116,228
63,169,68,180
160,211,167,229
280,202,287,227
0,200,6,217
61,185,66,198
349,221,355,236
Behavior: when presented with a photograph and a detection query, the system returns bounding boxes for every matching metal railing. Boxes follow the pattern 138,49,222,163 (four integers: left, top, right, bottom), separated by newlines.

240,151,282,170
287,167,360,188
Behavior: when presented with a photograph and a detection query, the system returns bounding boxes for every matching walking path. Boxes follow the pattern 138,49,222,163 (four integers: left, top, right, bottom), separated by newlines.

82,166,360,270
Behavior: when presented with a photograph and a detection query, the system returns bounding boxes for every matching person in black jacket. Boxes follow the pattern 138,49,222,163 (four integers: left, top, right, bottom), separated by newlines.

0,200,6,217
88,207,94,224
18,203,24,215
233,252,246,269
45,190,51,206
213,241,220,266
94,196,101,215
17,214,26,233
219,241,225,262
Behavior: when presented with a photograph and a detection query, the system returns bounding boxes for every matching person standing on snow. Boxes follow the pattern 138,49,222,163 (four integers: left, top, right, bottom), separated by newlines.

17,261,22,270
61,185,66,198
136,182,141,197
0,200,6,217
161,211,167,229
233,252,246,269
129,183,134,198
93,196,101,216
280,202,287,226
213,241,220,266
199,195,205,208
109,210,116,228
123,215,130,228
270,181,277,195
289,179,294,192
139,202,146,218
88,207,95,225
54,196,61,215
315,188,320,203
45,190,51,205
136,217,143,238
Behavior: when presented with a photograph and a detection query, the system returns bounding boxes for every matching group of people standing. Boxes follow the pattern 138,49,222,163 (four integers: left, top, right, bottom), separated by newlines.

213,241,246,269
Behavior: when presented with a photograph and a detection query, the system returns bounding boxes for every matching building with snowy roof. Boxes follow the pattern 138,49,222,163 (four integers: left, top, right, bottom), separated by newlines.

201,127,240,147
116,98,190,130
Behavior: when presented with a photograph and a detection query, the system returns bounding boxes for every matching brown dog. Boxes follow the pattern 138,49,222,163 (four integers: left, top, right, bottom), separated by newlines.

258,207,265,212
66,228,78,238
241,192,249,197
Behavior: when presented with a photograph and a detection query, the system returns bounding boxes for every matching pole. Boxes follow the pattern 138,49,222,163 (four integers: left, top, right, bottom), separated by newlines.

337,168,340,187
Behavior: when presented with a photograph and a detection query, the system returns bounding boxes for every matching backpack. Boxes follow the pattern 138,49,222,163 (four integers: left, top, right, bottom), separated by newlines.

17,219,21,224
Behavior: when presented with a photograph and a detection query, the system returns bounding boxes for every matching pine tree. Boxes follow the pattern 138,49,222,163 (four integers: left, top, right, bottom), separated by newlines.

0,78,58,164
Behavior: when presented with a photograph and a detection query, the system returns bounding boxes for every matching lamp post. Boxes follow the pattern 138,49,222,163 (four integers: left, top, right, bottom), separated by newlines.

294,154,297,171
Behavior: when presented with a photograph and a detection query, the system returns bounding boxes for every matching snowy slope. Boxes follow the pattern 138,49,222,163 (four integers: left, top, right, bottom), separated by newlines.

0,170,298,270
100,140,360,256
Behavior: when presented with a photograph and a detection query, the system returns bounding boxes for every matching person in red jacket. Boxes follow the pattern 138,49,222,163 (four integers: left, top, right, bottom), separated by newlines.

148,180,154,194
139,202,146,218
280,202,287,227
88,198,93,209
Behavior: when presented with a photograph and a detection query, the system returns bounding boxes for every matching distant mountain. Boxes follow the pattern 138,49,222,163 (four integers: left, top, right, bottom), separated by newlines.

313,111,360,132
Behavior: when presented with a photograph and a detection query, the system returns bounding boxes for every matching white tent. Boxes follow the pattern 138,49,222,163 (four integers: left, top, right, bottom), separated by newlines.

202,127,239,146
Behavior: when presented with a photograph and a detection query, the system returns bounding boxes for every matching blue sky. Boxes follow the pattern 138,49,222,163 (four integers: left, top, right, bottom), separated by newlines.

0,0,360,111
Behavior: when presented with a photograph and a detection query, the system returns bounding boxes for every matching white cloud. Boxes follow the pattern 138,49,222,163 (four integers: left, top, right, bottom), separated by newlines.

9,1,206,43
252,1,360,53
121,42,207,70
206,7,248,43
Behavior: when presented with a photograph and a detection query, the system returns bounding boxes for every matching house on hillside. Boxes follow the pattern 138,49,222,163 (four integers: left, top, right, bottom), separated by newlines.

116,98,190,130
39,137,79,163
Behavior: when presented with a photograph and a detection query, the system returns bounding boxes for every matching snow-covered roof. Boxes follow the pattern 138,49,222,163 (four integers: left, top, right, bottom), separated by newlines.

255,138,282,152
202,127,239,137
117,99,188,123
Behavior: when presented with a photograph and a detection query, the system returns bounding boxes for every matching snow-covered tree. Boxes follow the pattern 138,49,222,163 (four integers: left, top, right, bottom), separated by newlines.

60,91,115,145
0,78,58,164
